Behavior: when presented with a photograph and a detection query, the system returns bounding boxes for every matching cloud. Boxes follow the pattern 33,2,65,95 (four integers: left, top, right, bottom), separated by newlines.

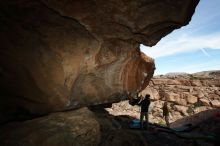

140,0,220,75
200,48,210,57
141,32,220,58
180,61,219,71
154,60,220,75
180,63,220,74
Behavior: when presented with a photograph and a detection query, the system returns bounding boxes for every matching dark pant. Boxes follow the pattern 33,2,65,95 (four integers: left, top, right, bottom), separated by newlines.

164,115,170,128
140,112,148,129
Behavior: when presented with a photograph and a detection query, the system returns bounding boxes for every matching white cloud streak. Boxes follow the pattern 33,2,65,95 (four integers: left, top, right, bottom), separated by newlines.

200,48,210,57
141,32,220,58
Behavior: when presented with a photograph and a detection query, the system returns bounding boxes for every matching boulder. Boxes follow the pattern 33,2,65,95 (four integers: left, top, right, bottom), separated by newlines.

152,100,164,109
178,79,192,86
211,100,220,108
194,106,211,113
166,79,182,85
205,80,220,87
0,0,199,121
199,98,210,106
208,93,220,100
170,111,183,122
191,80,202,86
197,91,205,98
215,90,220,96
166,92,180,102
141,87,160,100
0,108,100,146
175,97,187,106
186,94,198,104
171,109,220,128
152,108,163,117
173,105,188,116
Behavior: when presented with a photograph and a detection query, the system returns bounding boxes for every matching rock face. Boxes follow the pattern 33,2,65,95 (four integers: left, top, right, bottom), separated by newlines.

0,108,100,146
107,71,220,124
171,108,220,128
0,0,199,122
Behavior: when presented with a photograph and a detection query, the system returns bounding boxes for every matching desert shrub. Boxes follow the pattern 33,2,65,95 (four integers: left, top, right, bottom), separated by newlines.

187,106,194,115
193,100,204,108
158,120,165,125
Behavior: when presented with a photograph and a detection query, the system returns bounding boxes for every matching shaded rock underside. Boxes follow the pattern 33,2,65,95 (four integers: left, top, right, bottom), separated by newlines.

0,0,199,123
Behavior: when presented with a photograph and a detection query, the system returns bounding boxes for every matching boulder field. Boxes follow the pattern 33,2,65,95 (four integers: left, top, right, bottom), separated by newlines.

107,71,220,124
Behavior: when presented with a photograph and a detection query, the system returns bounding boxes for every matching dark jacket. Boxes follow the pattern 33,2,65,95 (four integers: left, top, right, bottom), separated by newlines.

138,98,150,112
163,104,169,116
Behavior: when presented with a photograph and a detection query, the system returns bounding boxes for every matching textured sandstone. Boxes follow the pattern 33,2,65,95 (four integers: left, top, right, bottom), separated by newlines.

166,93,180,102
0,0,199,122
0,108,100,146
186,94,198,104
194,106,212,113
173,105,188,116
199,98,210,106
211,100,220,108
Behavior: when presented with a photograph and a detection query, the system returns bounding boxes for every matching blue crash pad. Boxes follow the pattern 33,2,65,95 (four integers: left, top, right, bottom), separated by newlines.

129,119,141,129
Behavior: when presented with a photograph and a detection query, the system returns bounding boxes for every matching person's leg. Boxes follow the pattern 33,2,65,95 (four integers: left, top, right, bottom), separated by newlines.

145,112,149,129
140,112,144,129
165,116,170,128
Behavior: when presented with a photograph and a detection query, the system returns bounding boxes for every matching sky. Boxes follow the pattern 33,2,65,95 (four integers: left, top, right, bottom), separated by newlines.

141,0,220,75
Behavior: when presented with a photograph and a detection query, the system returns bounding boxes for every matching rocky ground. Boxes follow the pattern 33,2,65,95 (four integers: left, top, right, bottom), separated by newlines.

1,106,219,146
1,71,219,146
106,70,220,125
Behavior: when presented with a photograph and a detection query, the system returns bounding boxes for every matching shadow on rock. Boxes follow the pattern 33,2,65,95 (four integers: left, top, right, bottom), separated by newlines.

89,106,205,146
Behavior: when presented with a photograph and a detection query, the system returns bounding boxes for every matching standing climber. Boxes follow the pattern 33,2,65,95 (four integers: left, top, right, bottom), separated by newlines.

162,102,170,128
138,94,151,129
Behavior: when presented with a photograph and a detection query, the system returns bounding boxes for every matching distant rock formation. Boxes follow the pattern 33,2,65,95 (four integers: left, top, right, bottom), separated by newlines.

107,70,220,124
0,0,199,123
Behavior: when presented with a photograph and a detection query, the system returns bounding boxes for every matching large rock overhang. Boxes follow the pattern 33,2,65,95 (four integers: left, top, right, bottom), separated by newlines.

0,0,199,122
